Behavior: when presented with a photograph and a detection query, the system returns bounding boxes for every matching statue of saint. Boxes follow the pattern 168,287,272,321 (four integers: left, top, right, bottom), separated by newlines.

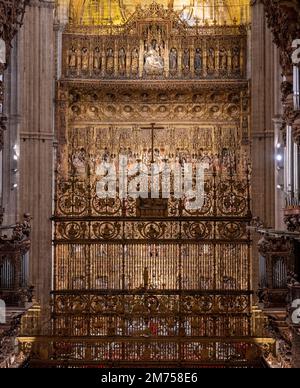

69,47,77,69
144,41,164,74
119,47,126,74
81,47,89,71
93,47,101,71
76,48,81,69
169,48,178,71
207,47,215,72
131,48,139,74
194,48,202,72
219,47,228,71
72,148,86,177
106,48,114,74
232,46,240,71
183,48,190,71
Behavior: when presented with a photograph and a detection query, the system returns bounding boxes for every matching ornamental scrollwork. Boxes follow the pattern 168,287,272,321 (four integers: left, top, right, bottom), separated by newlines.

92,222,122,240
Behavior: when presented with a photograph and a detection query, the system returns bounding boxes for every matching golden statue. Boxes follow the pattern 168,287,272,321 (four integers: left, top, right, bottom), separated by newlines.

68,47,77,68
93,47,101,70
183,48,190,71
119,48,126,74
232,46,240,71
207,47,215,72
106,48,114,74
169,48,178,71
131,48,139,74
219,47,228,71
81,48,89,70
194,48,202,72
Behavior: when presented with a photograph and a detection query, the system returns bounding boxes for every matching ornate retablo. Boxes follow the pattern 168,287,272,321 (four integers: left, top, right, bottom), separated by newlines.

63,2,247,81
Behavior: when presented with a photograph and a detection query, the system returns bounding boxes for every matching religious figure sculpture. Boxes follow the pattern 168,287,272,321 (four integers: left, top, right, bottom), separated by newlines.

207,47,215,72
194,48,202,73
169,48,178,71
69,47,77,69
232,46,240,72
106,48,114,74
81,47,89,71
119,47,126,74
183,48,190,71
131,48,139,74
219,47,228,71
93,47,101,71
72,148,86,176
159,42,165,59
76,48,81,69
144,41,164,74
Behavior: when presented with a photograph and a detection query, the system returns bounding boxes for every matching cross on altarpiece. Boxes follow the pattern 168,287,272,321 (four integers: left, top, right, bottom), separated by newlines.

140,123,164,163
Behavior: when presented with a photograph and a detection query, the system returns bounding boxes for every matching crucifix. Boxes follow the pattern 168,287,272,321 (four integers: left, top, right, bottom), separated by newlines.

140,123,164,163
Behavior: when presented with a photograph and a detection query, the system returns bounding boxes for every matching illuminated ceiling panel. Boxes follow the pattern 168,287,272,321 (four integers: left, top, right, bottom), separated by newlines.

69,0,250,26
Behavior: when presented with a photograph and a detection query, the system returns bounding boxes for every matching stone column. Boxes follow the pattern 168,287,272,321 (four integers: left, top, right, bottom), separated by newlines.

251,2,279,227
17,0,55,306
251,2,282,296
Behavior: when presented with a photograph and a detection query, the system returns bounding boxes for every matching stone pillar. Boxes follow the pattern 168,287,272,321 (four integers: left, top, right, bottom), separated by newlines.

16,0,55,306
251,2,279,227
251,2,282,296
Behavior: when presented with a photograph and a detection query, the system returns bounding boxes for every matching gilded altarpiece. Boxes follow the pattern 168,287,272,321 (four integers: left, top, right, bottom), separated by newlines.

42,4,270,367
